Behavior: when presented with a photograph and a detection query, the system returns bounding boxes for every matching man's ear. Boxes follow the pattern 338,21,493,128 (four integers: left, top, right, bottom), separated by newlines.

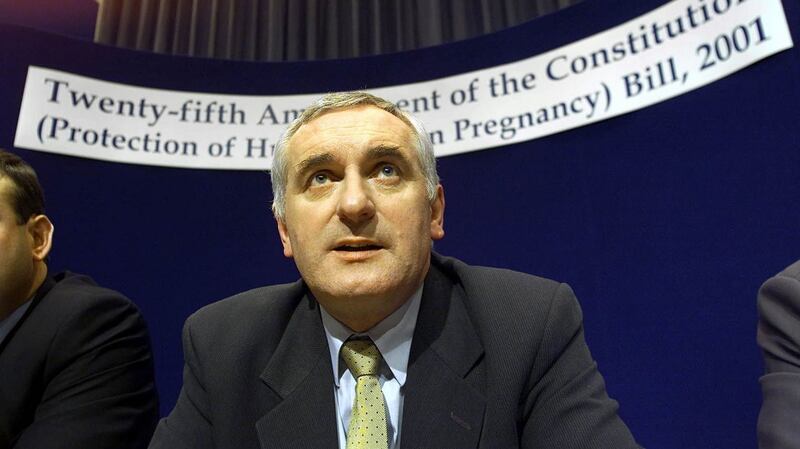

27,215,53,262
276,217,294,258
430,184,445,241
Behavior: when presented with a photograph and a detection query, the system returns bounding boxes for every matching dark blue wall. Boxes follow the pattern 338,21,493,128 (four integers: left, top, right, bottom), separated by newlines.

1,1,798,447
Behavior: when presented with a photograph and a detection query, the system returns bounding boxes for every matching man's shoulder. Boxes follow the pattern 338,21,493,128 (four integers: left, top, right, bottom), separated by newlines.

37,271,142,324
184,279,307,342
433,253,564,300
190,279,305,321
759,259,800,305
14,272,152,373
758,260,800,323
2,271,154,405
777,259,800,281
1,272,158,449
431,253,578,331
429,254,589,390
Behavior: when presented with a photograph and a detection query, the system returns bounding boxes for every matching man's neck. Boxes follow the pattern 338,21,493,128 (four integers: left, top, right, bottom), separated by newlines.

315,283,422,333
323,299,407,333
0,263,46,321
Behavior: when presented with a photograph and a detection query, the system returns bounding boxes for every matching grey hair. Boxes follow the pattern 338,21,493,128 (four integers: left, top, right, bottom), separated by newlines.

270,91,439,219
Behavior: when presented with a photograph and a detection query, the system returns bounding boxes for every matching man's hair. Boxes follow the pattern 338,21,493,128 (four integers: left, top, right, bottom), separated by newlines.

270,91,439,219
0,149,46,224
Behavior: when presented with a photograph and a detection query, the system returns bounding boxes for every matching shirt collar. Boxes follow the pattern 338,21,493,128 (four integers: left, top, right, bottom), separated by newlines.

321,284,423,388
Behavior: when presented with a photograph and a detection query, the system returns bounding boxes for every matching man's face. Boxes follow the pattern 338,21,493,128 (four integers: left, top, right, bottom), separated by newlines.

0,178,36,307
277,105,444,314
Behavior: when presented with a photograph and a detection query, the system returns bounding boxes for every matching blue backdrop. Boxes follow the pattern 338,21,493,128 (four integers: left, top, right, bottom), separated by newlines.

1,0,798,447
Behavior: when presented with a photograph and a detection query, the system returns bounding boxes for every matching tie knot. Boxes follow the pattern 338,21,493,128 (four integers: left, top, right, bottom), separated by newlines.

341,338,381,377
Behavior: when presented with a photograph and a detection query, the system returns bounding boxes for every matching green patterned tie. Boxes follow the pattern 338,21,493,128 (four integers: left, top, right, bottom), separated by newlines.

341,338,389,449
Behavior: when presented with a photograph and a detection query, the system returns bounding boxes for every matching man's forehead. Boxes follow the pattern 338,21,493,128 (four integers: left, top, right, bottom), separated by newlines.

287,105,415,159
0,177,12,195
0,178,15,211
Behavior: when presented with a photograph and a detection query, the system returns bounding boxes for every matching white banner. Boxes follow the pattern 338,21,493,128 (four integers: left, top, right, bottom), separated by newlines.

14,0,794,170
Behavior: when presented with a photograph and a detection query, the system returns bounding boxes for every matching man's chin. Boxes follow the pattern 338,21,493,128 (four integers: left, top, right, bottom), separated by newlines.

312,273,402,301
329,281,394,300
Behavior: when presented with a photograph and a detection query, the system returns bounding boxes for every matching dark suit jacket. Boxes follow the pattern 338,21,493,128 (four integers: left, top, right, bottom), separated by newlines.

757,260,800,449
151,254,638,449
0,272,159,449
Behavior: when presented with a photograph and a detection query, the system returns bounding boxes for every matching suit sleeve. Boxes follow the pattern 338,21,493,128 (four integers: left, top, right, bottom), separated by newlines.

520,283,640,449
149,316,214,449
757,267,800,449
13,292,159,449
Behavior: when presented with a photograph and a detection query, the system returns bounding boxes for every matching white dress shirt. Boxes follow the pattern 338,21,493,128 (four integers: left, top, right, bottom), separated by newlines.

320,285,423,449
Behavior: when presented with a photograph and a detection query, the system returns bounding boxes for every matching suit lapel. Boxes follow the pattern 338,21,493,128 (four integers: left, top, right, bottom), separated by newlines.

401,263,486,449
255,292,338,449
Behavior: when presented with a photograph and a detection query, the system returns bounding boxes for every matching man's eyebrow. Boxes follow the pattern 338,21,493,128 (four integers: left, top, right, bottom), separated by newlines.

366,145,405,160
295,152,335,173
294,145,407,174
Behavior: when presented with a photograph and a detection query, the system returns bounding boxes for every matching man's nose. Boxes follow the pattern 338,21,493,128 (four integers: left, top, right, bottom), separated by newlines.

336,175,376,224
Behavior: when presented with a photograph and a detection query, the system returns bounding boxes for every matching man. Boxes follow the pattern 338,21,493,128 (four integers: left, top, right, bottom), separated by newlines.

758,260,800,449
151,92,639,448
0,149,158,449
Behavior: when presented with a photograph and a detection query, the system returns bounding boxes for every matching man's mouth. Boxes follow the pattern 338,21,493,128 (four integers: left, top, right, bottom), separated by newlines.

334,243,383,252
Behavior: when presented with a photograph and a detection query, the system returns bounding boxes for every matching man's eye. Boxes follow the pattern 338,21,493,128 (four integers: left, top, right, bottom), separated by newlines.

311,173,330,185
377,164,397,177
